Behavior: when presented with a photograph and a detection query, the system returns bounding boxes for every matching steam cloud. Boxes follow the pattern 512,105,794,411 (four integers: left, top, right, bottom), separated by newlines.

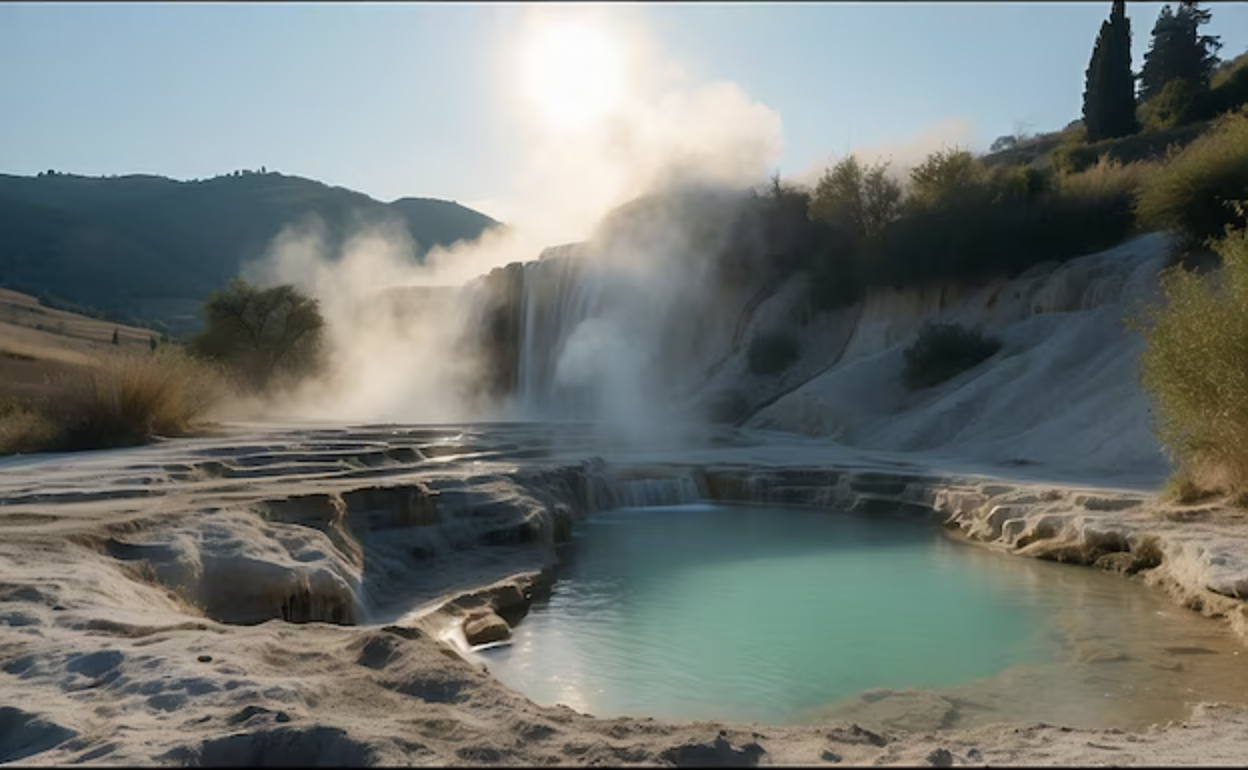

239,7,786,435
790,117,978,190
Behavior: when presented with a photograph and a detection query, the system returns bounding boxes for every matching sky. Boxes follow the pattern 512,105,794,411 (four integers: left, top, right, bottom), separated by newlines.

1,2,1246,224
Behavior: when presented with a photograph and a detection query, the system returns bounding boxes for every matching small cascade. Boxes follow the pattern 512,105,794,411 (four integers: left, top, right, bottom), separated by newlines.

600,475,703,509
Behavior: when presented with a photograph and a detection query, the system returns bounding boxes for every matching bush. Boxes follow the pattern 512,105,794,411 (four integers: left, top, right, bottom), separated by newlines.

1211,51,1248,115
861,157,1145,287
907,148,985,208
808,156,902,240
1135,111,1248,247
1051,120,1207,174
61,348,226,448
1131,227,1248,495
748,331,800,376
0,348,227,454
0,397,59,455
902,322,1001,390
1140,79,1210,132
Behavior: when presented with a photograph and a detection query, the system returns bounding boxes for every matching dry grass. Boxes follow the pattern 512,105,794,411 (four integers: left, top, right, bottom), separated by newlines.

0,287,155,348
0,347,230,455
1055,154,1154,201
0,396,61,455
0,331,95,367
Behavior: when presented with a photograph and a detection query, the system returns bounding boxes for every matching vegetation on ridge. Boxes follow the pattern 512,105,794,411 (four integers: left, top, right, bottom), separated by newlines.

0,170,498,334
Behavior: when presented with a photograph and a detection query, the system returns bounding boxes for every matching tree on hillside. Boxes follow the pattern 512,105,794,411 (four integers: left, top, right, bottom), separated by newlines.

807,156,902,241
1139,2,1222,102
1082,0,1138,141
989,135,1019,153
907,148,983,208
191,278,326,391
111,328,119,345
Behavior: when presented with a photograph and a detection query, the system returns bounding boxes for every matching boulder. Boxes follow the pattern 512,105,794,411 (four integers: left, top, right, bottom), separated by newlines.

462,609,511,646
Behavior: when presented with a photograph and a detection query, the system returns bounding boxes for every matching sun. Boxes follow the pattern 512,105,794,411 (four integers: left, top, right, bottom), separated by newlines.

518,17,627,131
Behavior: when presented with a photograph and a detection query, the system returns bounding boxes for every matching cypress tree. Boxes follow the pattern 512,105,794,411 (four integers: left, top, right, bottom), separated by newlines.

1083,1,1138,142
1140,2,1222,101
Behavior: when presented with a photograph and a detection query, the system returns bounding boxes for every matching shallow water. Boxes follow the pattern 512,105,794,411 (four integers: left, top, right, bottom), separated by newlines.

475,503,1248,729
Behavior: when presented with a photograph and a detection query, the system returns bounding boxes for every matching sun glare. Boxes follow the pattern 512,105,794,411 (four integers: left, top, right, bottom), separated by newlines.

519,17,627,131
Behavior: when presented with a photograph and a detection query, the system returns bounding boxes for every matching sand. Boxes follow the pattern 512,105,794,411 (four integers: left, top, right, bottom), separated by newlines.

5,233,1248,766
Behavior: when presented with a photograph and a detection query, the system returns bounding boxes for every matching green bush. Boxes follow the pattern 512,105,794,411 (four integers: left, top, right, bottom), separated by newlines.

860,157,1145,287
808,156,903,240
907,148,985,208
1211,65,1248,115
1135,111,1248,247
748,331,800,376
191,278,326,392
1140,79,1210,132
902,322,1001,390
1130,226,1248,495
1051,120,1207,174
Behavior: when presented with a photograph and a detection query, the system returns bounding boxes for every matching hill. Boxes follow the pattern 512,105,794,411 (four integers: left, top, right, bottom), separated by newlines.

0,286,158,403
0,171,500,334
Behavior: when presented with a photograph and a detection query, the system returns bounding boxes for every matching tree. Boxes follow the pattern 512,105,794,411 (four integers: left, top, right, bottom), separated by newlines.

808,156,902,240
111,328,119,345
1139,2,1222,103
1082,0,1139,142
907,148,982,208
989,135,1019,153
191,278,326,390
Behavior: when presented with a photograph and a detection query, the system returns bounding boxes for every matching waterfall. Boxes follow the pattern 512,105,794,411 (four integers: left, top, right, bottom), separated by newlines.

602,475,702,508
515,247,603,417
507,247,742,423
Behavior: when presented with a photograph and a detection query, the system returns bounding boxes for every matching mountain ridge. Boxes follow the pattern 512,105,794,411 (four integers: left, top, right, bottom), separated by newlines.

0,170,500,333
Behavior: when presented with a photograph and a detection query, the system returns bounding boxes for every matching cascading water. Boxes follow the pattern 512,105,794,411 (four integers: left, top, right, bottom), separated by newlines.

492,185,768,428
515,247,604,417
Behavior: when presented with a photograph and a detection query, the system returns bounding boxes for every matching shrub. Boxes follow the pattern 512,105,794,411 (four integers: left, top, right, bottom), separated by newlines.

748,331,800,376
0,397,59,455
907,148,985,208
808,156,903,240
1130,226,1248,495
60,347,227,448
1135,111,1248,247
860,157,1145,287
1051,120,1207,174
902,322,1001,390
1211,51,1248,114
1140,79,1210,132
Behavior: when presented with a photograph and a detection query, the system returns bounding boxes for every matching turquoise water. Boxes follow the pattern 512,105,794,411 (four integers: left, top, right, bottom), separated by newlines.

476,503,1248,728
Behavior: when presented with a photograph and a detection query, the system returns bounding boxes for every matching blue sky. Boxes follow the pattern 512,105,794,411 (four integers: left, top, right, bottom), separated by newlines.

1,2,1245,221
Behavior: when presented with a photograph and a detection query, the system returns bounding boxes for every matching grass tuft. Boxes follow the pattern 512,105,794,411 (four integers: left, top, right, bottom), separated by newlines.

0,347,228,454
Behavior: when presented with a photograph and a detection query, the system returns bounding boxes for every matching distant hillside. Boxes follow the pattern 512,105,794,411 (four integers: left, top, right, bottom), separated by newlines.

0,171,500,333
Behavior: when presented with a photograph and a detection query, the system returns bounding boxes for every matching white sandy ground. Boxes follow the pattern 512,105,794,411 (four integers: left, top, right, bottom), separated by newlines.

6,233,1248,766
